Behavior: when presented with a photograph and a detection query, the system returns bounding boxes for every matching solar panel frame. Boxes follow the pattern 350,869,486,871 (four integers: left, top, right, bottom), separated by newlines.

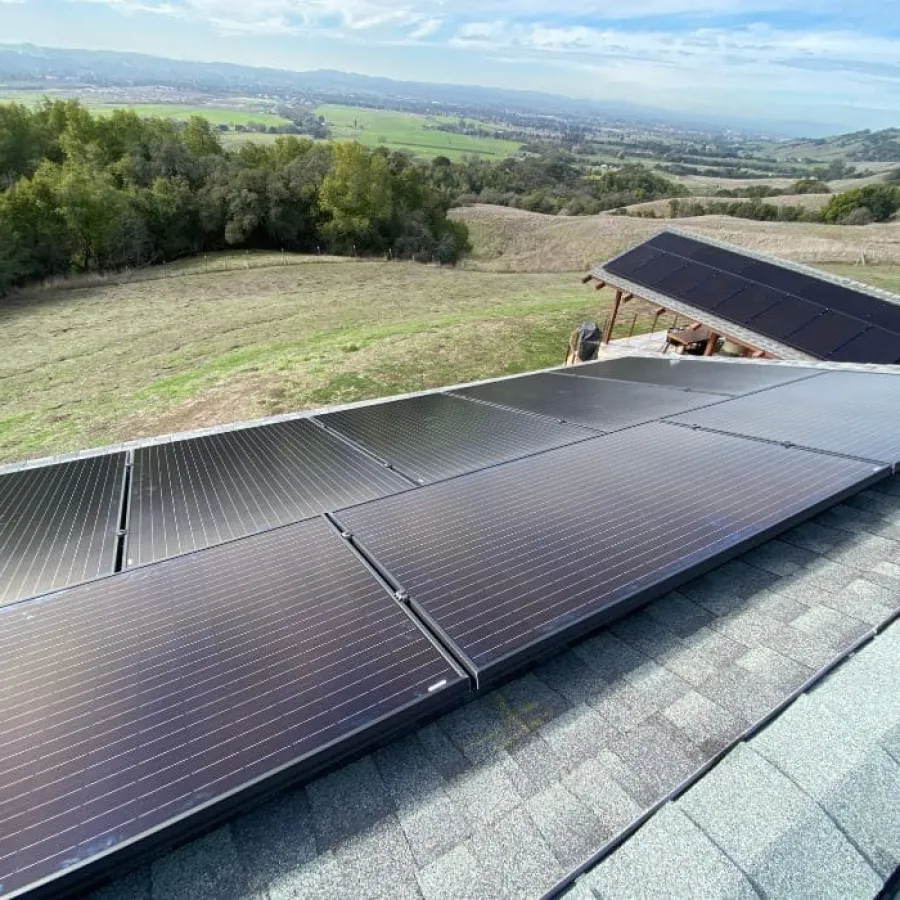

127,419,410,567
316,393,592,484
0,453,126,605
453,372,729,432
829,327,900,365
334,424,888,686
0,516,468,899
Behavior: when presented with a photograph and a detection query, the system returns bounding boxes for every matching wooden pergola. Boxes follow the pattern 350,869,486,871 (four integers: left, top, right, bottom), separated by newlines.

581,272,777,359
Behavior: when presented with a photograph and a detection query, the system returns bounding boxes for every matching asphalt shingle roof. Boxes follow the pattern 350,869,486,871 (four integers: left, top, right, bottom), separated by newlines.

87,471,900,900
575,615,900,899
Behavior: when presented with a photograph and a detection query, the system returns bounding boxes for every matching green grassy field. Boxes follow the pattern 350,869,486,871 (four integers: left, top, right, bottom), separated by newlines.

0,254,652,463
314,104,522,161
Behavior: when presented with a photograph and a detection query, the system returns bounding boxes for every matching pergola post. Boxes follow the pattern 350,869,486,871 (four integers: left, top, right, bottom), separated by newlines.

704,332,720,356
604,289,623,344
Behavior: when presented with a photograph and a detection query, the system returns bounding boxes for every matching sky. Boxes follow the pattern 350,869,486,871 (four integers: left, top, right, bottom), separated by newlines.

1,0,899,133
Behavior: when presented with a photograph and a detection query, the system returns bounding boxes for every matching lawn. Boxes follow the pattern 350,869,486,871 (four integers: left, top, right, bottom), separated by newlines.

0,254,651,463
314,105,522,161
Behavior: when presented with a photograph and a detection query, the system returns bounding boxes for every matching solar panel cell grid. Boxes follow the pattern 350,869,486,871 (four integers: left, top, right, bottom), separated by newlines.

128,420,409,566
455,372,726,432
0,517,466,898
712,283,784,324
829,327,900,365
785,312,869,359
626,252,691,288
668,371,900,467
335,423,886,681
0,454,126,605
565,357,822,396
316,393,589,484
745,295,821,342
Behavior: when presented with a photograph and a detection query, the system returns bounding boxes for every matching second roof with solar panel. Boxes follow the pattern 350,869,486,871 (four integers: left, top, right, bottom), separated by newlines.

593,230,900,364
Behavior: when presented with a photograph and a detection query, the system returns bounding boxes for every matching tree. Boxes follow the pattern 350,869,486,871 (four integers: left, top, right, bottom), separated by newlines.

822,185,900,224
319,142,393,252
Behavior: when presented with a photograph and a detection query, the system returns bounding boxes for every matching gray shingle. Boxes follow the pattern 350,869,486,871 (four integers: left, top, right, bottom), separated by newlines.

525,785,606,869
587,677,665,732
416,844,498,900
469,806,564,899
679,745,881,900
606,716,705,798
779,519,846,556
232,786,316,892
89,866,151,900
609,611,683,661
532,651,609,706
562,750,646,824
374,735,469,867
644,590,714,638
305,756,392,851
150,827,251,900
502,731,566,800
583,805,757,900
753,696,900,877
789,604,868,647
742,539,819,576
735,645,811,694
663,690,743,753
814,578,897,626
442,755,523,829
571,630,648,683
538,703,619,770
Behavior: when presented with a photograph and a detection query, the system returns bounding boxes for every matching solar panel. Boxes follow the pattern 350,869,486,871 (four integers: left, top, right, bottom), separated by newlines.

626,252,691,289
564,357,823,397
783,311,869,359
604,232,900,363
454,372,726,432
744,295,821,342
317,393,589,484
0,454,125,605
0,517,467,898
669,371,900,468
127,420,409,566
830,327,900,365
713,283,784,324
334,423,886,683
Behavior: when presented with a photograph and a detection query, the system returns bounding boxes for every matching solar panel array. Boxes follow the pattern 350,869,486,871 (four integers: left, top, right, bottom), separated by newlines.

603,231,900,364
0,518,466,898
1,357,898,897
334,422,884,683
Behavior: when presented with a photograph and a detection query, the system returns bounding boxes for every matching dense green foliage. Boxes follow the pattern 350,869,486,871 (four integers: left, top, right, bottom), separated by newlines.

821,184,900,224
0,100,470,294
438,155,686,214
666,198,820,223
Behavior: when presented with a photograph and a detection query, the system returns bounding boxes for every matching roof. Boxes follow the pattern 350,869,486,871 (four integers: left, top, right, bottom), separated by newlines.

88,466,900,900
589,228,900,364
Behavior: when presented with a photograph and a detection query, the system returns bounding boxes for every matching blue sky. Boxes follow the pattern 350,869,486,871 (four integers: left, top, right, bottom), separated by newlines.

1,0,898,132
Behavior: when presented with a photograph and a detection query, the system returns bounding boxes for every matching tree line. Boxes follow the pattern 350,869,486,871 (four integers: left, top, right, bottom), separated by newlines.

0,100,470,295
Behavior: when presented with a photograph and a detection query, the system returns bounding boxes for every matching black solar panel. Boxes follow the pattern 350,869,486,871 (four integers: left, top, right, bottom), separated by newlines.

563,357,822,397
784,311,869,359
335,423,886,683
669,371,900,468
317,393,589,484
454,372,725,432
627,252,690,288
713,283,784,323
830,327,900,365
743,295,821,342
128,420,409,566
0,517,466,898
604,232,900,362
0,454,125,605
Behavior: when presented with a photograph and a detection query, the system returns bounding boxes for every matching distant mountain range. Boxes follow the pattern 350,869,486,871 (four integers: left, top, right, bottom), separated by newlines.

0,43,854,139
